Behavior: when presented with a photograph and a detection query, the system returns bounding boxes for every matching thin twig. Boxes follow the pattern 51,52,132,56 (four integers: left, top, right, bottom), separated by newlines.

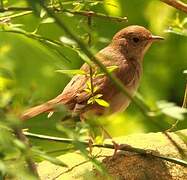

64,9,127,22
165,82,187,132
0,7,32,12
53,155,107,180
161,0,187,14
47,147,75,154
2,29,65,47
53,159,90,179
166,119,179,132
0,0,4,9
0,6,127,22
14,129,39,178
87,14,94,100
23,131,187,167
0,11,32,21
87,16,92,47
182,83,187,108
163,131,186,158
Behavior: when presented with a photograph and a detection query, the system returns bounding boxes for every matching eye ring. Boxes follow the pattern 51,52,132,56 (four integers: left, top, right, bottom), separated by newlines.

132,37,140,43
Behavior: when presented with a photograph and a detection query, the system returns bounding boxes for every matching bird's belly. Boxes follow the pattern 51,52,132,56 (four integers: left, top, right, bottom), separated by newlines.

109,93,131,113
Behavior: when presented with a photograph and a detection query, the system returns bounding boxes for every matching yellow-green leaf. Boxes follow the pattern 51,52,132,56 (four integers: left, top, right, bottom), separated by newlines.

94,94,103,99
95,99,109,107
87,97,95,104
55,69,86,75
41,17,55,24
107,65,118,73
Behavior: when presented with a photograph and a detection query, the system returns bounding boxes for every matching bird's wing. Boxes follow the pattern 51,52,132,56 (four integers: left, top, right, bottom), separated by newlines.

63,52,136,114
52,63,90,106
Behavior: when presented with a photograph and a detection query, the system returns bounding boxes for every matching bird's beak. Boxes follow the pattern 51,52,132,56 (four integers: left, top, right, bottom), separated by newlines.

149,35,164,41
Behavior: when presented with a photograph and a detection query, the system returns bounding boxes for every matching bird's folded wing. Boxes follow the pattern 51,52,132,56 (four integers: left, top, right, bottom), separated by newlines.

56,52,135,110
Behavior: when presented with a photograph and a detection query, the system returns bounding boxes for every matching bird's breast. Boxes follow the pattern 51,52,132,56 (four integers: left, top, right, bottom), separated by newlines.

109,61,142,113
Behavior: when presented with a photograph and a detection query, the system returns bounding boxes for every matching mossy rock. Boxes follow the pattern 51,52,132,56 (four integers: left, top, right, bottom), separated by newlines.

38,130,187,180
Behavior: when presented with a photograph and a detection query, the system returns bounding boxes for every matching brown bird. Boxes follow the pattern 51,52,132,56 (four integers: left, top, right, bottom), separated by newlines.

21,25,163,121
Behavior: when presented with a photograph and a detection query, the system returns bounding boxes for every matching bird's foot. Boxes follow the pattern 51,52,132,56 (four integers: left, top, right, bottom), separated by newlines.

112,140,121,159
88,138,94,155
111,141,132,159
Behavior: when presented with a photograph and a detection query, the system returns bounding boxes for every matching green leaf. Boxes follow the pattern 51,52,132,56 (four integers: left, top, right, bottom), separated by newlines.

13,139,26,151
93,86,99,93
40,9,46,18
157,101,187,120
55,69,86,75
41,17,55,24
107,65,118,73
183,70,187,75
165,27,186,36
32,149,68,167
95,99,110,107
95,135,104,144
72,2,84,11
0,160,6,176
96,65,118,77
87,97,94,104
76,50,93,65
90,2,100,6
94,94,103,99
60,36,77,46
182,17,187,26
84,88,91,93
86,81,92,90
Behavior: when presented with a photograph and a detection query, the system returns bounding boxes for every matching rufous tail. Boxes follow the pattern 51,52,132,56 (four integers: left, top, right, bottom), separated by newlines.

20,102,54,121
20,93,71,121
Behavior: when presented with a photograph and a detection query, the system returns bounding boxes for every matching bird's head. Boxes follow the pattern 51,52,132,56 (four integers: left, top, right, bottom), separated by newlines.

112,25,164,61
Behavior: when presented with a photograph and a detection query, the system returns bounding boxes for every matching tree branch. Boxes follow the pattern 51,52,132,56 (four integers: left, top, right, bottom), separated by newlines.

23,131,187,167
63,9,127,22
161,0,187,14
0,6,127,22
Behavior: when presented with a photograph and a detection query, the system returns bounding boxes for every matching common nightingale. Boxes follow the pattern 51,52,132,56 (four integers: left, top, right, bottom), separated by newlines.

21,25,163,120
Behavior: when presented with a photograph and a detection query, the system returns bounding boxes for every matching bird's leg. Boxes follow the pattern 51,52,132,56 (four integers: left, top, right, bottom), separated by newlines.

111,141,123,158
88,138,94,155
100,126,121,158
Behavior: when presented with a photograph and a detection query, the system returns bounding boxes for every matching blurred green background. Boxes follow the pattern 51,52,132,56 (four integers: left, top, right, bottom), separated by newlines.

0,0,187,152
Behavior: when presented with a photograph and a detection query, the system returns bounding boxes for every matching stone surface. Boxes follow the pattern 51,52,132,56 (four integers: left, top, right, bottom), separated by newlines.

38,130,187,180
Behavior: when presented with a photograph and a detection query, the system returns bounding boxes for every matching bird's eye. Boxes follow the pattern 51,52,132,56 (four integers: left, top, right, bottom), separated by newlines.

132,37,140,43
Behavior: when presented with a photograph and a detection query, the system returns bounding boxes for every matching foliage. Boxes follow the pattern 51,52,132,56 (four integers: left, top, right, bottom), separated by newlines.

0,0,186,179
